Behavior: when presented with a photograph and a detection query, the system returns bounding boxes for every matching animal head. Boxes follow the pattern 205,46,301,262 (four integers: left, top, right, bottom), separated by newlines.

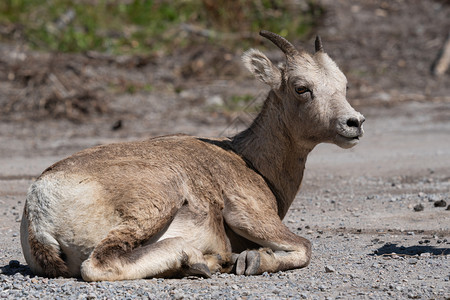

242,30,365,149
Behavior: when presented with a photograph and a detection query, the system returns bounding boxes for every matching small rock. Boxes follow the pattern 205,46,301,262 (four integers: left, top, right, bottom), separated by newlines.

408,258,418,264
318,284,327,291
179,90,196,100
413,204,424,212
271,288,280,294
8,260,20,268
111,120,122,131
324,265,335,273
434,200,447,207
87,293,98,299
376,92,391,102
206,95,224,106
357,291,367,295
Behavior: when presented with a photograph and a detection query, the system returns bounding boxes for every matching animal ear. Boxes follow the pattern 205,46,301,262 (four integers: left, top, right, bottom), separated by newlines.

242,49,282,89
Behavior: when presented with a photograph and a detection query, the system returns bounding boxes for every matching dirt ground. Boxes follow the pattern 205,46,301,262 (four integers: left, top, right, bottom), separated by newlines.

0,0,449,299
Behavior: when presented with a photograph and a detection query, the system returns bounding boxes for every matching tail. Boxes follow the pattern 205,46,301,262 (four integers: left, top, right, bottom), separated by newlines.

20,185,70,278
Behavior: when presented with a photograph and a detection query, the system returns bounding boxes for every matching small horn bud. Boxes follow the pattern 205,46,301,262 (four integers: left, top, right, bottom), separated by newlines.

315,35,323,53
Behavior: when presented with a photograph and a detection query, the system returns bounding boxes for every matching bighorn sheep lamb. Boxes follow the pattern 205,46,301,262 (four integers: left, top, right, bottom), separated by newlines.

21,30,365,281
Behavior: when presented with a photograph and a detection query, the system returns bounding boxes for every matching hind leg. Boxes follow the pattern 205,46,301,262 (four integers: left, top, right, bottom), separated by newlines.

81,235,215,281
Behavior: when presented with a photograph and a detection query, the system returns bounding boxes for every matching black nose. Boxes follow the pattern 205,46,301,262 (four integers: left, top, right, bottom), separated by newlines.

346,116,365,128
346,117,362,128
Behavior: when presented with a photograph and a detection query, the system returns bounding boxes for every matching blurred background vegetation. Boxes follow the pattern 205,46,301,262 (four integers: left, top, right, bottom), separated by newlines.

0,0,323,54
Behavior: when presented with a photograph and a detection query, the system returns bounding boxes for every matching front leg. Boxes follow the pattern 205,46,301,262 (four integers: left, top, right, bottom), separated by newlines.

224,198,311,275
232,246,310,275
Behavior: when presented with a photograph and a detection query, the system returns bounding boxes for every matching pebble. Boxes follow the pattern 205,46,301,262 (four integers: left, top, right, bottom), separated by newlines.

324,265,336,273
408,293,421,299
8,260,20,268
413,204,424,212
206,95,224,106
433,200,447,207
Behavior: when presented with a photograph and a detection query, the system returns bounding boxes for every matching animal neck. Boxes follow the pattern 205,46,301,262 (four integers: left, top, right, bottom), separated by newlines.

231,90,314,219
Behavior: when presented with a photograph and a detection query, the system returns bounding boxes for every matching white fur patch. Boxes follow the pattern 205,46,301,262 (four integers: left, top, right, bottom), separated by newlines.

23,172,120,275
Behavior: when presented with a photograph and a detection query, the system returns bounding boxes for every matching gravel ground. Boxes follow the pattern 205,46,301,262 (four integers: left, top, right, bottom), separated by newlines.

1,101,449,299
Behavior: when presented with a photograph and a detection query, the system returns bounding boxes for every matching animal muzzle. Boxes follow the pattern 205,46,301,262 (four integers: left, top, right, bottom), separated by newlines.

335,113,365,147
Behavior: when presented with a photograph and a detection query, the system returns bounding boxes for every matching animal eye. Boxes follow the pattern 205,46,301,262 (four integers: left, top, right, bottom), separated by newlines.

295,86,310,95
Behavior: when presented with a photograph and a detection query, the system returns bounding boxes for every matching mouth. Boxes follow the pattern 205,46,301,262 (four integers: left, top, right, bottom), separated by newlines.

338,133,360,140
335,134,361,148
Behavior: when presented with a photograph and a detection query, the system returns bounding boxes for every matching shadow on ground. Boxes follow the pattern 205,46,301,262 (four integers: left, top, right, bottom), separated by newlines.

0,260,32,277
372,243,450,256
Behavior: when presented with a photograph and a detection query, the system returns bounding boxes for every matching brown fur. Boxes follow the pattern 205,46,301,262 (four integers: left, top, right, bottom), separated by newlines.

21,31,364,281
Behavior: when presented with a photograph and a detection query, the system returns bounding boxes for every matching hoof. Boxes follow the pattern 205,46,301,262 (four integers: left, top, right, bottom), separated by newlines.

245,250,260,275
234,250,261,276
186,263,211,278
